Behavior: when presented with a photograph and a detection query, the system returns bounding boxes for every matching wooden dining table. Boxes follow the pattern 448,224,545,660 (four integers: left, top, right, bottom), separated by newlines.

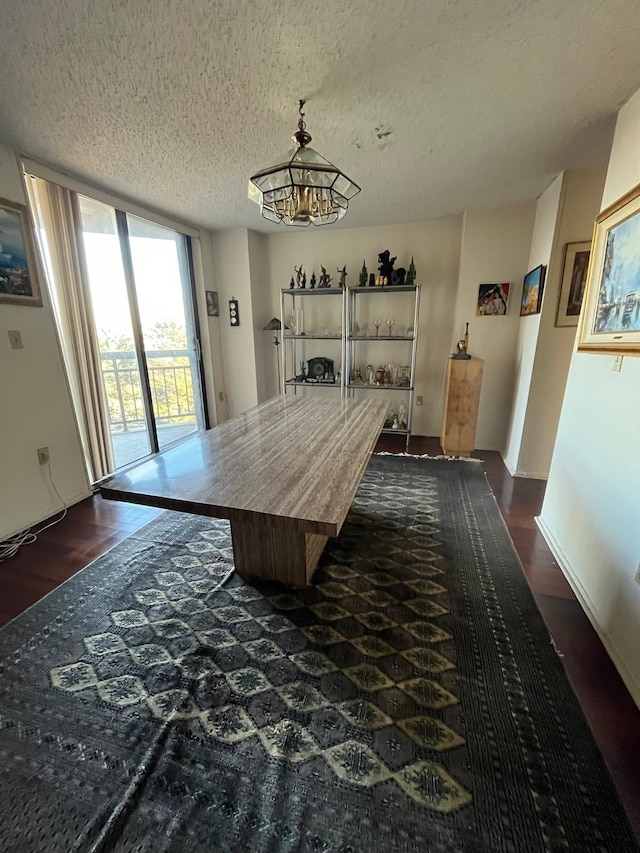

99,395,388,587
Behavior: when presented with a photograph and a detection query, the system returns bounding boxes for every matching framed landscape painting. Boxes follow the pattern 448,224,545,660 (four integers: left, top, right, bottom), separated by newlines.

0,197,42,306
556,241,591,327
520,265,546,316
578,182,640,354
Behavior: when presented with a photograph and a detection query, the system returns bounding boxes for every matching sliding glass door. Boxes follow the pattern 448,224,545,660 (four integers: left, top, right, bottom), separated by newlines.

126,215,202,451
77,197,205,470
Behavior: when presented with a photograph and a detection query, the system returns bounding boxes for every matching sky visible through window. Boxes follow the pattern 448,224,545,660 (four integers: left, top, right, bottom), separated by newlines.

83,233,188,347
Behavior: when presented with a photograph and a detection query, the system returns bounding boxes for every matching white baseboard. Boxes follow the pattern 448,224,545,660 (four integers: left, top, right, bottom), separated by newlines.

514,470,548,480
536,514,640,709
501,453,517,475
0,488,93,543
500,453,548,480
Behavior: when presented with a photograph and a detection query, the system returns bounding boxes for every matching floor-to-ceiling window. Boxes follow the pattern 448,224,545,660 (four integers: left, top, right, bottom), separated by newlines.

27,175,208,479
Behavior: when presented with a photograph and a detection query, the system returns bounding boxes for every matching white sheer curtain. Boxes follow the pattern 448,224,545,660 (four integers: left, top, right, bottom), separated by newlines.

26,175,114,482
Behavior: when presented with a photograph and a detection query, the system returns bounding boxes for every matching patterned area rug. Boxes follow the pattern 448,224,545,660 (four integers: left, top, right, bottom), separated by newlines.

0,455,636,852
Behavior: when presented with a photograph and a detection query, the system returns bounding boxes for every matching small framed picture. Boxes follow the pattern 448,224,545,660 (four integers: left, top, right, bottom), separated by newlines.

205,290,219,317
0,197,42,307
520,265,546,316
556,241,591,327
476,282,510,316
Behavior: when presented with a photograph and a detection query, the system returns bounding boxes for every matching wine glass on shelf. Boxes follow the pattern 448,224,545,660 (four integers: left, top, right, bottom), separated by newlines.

386,318,395,336
373,318,382,337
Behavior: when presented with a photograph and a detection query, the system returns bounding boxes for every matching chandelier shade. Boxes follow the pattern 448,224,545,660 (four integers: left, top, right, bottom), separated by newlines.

249,101,360,227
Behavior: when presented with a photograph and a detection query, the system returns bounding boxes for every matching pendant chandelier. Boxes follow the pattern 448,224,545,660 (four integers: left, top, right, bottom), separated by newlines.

249,100,360,227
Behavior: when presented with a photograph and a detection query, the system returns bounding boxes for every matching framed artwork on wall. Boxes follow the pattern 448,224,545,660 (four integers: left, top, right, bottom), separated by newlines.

476,282,510,316
556,241,591,327
520,264,546,316
205,290,219,316
0,197,42,307
578,181,640,355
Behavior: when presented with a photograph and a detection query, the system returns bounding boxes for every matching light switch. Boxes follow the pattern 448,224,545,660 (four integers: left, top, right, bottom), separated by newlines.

8,330,24,350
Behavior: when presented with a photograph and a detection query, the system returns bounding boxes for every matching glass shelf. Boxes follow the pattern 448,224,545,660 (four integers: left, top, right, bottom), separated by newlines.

284,334,341,340
284,379,341,388
381,427,410,435
283,288,344,296
349,335,414,341
347,383,413,391
349,285,418,293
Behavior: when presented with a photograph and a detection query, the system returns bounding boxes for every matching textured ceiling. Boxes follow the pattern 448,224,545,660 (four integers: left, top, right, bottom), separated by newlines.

1,0,639,232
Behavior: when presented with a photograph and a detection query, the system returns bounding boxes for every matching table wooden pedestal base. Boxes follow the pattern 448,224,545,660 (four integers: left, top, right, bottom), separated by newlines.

230,520,329,588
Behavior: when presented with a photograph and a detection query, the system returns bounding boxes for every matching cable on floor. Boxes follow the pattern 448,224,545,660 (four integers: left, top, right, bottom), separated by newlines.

0,462,67,561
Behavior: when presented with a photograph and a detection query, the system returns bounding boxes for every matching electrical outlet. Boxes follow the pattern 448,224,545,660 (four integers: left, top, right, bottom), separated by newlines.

8,330,23,349
612,355,623,372
415,395,423,406
37,447,50,465
218,391,225,401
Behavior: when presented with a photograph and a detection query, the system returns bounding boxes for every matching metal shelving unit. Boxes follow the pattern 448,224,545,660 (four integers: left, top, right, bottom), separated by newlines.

345,284,420,449
279,288,346,396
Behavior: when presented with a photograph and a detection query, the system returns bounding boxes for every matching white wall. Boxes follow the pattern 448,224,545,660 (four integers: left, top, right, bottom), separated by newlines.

210,229,260,418
247,231,272,403
265,218,463,436
191,233,225,426
518,169,606,476
539,88,640,706
503,174,564,473
451,202,536,449
0,145,89,540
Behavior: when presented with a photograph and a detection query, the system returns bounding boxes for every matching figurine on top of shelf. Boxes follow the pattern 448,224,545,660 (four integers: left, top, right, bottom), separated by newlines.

378,250,406,286
318,266,333,288
405,257,417,287
310,271,317,289
369,272,375,287
337,265,348,288
289,276,295,289
294,265,304,288
358,261,368,287
301,271,307,289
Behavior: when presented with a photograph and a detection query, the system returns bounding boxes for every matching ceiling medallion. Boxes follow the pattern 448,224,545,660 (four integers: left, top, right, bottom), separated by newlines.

249,100,360,227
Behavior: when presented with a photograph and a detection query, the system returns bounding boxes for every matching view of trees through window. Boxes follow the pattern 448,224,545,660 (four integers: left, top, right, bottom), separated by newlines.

99,319,196,433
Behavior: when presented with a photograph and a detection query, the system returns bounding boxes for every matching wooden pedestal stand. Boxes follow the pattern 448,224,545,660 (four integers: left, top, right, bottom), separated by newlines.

441,357,484,457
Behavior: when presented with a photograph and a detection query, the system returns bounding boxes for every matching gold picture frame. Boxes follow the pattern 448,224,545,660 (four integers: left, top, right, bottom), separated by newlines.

578,182,640,354
0,196,42,307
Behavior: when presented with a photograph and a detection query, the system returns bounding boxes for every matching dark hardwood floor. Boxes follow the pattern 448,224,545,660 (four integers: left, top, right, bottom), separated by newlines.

1,435,638,841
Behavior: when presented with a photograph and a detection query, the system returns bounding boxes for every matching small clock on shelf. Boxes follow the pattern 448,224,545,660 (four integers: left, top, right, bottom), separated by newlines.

302,356,335,382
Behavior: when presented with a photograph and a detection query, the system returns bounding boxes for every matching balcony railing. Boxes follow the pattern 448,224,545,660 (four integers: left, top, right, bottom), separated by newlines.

100,349,197,432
